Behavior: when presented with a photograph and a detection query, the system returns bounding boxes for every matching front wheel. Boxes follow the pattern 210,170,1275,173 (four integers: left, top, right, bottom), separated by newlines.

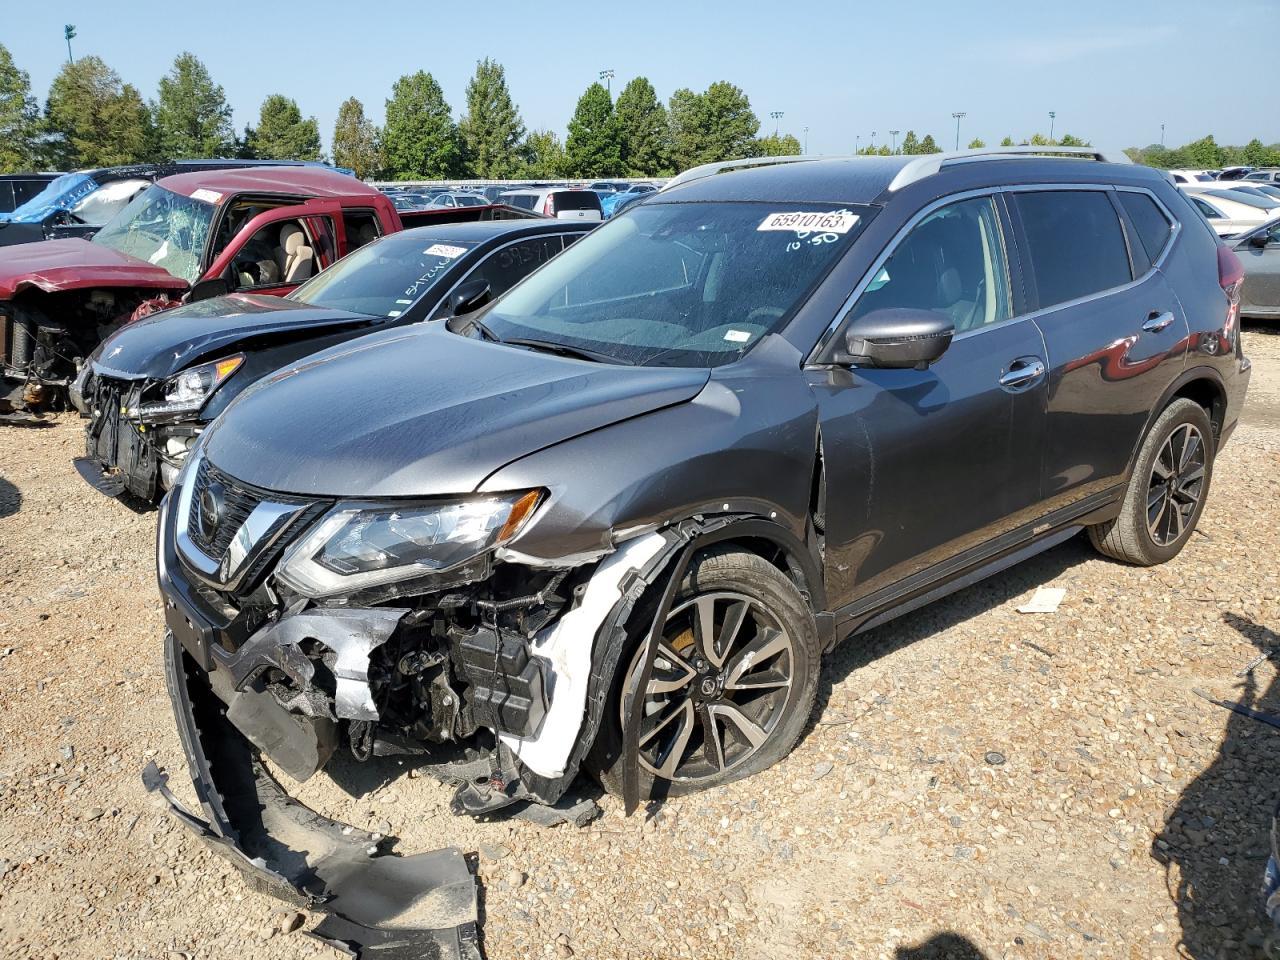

588,547,820,799
1088,398,1215,566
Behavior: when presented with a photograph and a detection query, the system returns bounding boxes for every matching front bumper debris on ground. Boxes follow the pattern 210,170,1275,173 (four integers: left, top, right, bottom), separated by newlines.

144,629,482,960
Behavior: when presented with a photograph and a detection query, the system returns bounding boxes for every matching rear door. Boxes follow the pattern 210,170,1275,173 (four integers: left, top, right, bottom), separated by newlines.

1008,187,1189,516
551,191,603,221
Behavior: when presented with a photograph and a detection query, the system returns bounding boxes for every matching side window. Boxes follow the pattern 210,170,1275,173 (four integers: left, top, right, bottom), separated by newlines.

1190,196,1223,220
1117,192,1173,268
848,195,1011,333
1012,191,1132,309
469,236,563,298
230,218,328,290
343,211,381,251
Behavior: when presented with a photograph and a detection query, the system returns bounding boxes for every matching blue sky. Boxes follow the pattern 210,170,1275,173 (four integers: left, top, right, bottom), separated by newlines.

8,0,1278,157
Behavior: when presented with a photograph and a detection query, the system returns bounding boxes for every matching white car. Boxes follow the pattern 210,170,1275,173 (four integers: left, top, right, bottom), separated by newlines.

1168,169,1215,184
1245,169,1280,184
1180,185,1280,238
497,188,603,221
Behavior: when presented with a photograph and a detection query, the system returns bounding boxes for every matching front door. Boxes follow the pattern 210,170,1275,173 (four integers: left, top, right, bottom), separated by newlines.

1236,221,1280,318
202,199,348,298
811,194,1049,611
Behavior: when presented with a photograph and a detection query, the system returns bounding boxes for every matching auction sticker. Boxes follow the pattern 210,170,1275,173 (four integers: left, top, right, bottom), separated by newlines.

190,188,224,204
425,243,468,258
757,211,858,234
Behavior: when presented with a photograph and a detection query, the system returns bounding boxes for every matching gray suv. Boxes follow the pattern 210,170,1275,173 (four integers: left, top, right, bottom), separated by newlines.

148,147,1249,953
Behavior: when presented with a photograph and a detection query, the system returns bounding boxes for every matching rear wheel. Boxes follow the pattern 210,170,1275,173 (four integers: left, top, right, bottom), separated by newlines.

1088,398,1215,565
589,547,820,799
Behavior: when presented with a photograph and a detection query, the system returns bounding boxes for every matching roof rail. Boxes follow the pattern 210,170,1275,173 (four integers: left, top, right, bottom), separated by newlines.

660,155,825,193
887,145,1131,192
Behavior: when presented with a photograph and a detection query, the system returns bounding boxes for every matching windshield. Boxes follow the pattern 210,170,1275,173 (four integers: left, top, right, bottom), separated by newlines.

287,231,477,317
92,185,216,284
481,201,868,367
1207,189,1277,211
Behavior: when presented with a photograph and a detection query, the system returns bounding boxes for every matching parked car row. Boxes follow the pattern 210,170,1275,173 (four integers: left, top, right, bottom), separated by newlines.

0,144,1260,959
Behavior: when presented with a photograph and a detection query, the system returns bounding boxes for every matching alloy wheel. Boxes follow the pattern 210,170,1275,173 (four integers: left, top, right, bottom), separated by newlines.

1147,422,1207,546
621,591,795,783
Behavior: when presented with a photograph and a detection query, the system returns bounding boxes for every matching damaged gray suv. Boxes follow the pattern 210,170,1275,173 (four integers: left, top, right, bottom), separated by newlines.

150,148,1249,953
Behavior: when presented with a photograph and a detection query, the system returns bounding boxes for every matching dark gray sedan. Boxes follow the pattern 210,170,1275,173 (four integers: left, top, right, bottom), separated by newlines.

1235,219,1280,320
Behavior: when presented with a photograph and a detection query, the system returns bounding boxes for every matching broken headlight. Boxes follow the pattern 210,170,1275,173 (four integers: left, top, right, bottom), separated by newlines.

136,355,243,418
277,490,542,598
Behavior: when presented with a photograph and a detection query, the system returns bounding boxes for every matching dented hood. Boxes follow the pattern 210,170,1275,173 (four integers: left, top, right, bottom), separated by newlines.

93,294,380,380
0,237,188,299
201,324,711,497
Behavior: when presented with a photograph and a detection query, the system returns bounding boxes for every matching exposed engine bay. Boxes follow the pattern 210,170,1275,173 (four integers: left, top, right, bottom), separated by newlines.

1,289,150,417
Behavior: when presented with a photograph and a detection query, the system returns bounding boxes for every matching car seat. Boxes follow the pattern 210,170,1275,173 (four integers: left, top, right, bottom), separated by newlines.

276,223,314,283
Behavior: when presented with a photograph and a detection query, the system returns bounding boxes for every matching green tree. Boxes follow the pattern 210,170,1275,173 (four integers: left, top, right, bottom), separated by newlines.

1028,132,1052,146
154,52,234,160
1000,136,1015,147
667,81,759,170
565,82,619,178
45,56,156,167
1238,138,1279,167
755,133,801,156
919,134,941,154
458,58,524,179
331,97,381,179
900,130,921,155
967,137,986,149
246,94,321,160
1057,133,1089,147
515,129,567,179
614,76,670,176
0,43,38,172
383,71,460,179
1183,134,1223,168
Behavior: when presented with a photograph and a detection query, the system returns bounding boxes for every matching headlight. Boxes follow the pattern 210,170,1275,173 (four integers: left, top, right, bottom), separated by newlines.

135,355,243,419
277,490,542,598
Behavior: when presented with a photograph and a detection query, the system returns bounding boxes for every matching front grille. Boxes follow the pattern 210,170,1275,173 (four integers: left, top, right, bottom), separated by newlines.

184,458,327,595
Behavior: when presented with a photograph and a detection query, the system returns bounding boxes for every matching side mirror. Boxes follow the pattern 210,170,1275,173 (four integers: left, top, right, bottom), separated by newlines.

837,308,955,369
1248,231,1271,249
188,277,230,302
449,279,491,316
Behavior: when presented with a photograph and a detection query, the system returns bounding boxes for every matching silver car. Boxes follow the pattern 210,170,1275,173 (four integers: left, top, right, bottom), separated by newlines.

1235,219,1280,319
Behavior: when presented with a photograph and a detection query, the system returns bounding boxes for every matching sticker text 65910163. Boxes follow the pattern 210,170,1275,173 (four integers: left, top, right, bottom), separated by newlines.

757,211,859,234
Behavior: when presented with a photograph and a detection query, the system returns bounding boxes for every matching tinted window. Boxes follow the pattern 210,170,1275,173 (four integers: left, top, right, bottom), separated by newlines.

552,191,602,212
1013,191,1131,309
1117,192,1172,268
1190,196,1223,219
432,236,566,318
502,194,538,211
849,196,1011,333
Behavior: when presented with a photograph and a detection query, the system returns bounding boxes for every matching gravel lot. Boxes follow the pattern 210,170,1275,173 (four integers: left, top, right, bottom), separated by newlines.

1,326,1278,960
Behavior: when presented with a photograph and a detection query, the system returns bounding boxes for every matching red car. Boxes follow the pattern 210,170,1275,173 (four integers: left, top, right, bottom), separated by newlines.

0,166,427,417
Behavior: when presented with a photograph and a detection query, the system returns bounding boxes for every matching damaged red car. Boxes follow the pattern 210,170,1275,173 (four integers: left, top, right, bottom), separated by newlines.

0,166,403,420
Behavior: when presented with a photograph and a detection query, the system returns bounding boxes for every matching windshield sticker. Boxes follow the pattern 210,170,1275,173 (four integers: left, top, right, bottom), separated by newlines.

388,310,402,317
395,298,413,305
724,329,752,343
424,243,467,259
757,210,859,234
190,188,224,204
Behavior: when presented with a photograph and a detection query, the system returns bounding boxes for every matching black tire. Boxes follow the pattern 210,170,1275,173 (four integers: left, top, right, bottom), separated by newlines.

1088,398,1215,566
588,546,820,800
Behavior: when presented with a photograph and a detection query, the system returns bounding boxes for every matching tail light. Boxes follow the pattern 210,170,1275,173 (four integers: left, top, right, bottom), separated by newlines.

542,194,556,217
1217,244,1244,349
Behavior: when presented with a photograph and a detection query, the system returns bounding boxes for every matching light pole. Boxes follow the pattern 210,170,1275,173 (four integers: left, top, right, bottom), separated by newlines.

64,24,76,64
598,69,614,96
803,126,809,154
770,111,784,137
952,112,966,151
1161,123,1166,147
855,134,860,154
1048,111,1056,142
889,129,900,153
870,130,876,153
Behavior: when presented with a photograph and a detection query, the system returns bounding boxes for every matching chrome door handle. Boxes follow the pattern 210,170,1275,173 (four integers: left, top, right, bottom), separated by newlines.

999,357,1046,390
1142,311,1175,333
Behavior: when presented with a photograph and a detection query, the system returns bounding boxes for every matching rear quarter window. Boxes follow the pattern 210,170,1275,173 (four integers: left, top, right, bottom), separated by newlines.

1012,190,1132,310
1117,192,1173,268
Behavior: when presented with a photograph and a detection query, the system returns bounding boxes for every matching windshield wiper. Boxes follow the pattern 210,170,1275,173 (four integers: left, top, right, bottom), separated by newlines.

503,337,633,365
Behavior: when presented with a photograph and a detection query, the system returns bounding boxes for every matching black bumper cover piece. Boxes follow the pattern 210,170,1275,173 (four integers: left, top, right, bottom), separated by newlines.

145,629,482,960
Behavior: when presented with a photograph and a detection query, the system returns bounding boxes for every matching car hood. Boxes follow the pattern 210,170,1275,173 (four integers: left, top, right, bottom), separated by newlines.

0,238,189,299
92,294,381,380
201,325,711,497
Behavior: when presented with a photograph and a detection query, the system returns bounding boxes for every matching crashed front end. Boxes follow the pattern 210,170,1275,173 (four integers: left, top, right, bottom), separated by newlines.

151,447,677,949
74,357,234,500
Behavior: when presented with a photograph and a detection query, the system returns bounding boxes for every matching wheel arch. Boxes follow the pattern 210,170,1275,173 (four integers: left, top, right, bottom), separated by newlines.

1126,366,1228,481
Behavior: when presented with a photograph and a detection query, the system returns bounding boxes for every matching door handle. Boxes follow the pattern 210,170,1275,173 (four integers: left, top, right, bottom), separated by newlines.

999,357,1046,391
1142,311,1175,333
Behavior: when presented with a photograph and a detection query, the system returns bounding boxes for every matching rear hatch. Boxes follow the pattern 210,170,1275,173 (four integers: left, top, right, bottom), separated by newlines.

549,191,603,221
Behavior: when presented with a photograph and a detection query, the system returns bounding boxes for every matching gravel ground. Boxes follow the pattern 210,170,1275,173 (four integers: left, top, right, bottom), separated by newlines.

1,326,1278,960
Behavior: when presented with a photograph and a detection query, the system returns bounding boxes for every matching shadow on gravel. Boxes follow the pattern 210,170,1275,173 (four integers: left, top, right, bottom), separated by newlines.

894,932,990,959
0,475,20,518
813,532,1094,723
1154,612,1280,958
